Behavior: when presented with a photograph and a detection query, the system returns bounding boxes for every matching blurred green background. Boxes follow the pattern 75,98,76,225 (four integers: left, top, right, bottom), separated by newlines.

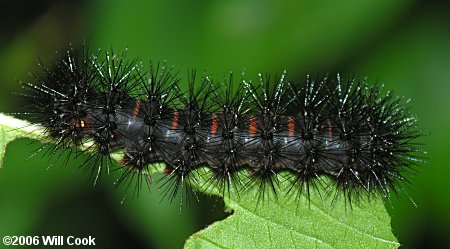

0,0,449,248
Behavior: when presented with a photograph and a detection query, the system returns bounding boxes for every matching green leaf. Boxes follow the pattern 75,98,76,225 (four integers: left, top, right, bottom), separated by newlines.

186,179,400,249
0,113,43,167
0,113,400,248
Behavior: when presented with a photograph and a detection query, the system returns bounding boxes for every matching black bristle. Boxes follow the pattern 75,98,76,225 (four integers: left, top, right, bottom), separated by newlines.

158,70,215,202
15,46,424,207
204,73,249,198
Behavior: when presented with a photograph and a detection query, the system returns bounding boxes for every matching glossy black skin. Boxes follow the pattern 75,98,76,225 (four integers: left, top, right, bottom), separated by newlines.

21,48,421,202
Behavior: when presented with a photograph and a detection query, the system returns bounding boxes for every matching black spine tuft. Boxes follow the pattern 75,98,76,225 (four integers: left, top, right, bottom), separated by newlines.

17,47,424,206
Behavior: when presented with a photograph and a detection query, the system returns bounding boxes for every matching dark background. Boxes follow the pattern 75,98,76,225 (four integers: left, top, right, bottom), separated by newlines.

0,0,449,248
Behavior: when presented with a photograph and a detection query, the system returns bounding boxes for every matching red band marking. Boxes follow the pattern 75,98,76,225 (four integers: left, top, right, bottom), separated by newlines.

249,116,257,137
133,100,141,118
288,117,295,137
172,111,179,130
328,120,333,139
211,114,218,135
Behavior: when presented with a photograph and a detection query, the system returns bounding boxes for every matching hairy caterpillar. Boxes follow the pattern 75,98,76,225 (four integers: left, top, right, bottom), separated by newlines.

15,46,422,205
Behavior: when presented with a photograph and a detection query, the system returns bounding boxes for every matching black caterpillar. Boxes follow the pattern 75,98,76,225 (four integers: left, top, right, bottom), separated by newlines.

16,47,422,205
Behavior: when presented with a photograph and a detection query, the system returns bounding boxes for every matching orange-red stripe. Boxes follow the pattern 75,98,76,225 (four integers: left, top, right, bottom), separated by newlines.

249,116,257,136
172,110,179,130
211,114,218,135
133,100,141,117
288,117,295,137
328,120,333,139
